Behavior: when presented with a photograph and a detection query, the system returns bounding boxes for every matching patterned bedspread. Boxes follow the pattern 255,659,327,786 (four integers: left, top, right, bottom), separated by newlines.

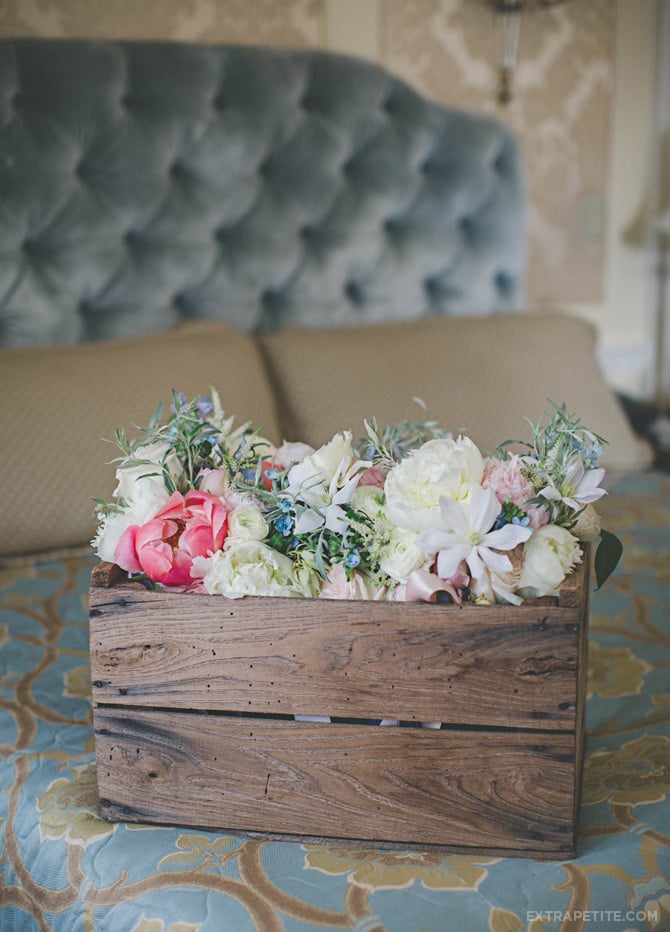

1,471,669,932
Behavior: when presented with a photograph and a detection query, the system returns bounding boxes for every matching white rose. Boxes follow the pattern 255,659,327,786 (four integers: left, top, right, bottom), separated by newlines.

94,441,183,562
379,528,428,583
518,525,582,598
114,441,182,519
384,436,484,532
227,503,269,542
194,540,307,599
572,504,602,542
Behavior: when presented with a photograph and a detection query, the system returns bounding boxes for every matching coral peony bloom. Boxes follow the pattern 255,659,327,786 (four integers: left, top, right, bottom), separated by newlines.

114,490,229,587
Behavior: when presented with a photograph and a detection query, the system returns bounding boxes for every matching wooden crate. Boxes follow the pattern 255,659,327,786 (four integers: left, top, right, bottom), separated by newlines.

89,551,590,859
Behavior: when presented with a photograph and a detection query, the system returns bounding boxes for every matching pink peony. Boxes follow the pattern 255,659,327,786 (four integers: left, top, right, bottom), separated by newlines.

482,455,549,530
114,490,229,587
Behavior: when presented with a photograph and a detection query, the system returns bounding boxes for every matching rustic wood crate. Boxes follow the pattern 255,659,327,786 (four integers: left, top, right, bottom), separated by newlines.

89,551,590,859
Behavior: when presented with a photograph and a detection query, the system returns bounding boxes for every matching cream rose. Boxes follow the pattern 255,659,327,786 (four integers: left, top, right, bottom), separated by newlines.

572,504,602,542
384,436,484,532
518,525,582,598
227,503,269,542
194,540,310,599
378,528,428,583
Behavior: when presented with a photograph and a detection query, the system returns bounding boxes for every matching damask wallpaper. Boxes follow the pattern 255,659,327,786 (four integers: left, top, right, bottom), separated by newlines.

0,0,614,306
381,0,614,307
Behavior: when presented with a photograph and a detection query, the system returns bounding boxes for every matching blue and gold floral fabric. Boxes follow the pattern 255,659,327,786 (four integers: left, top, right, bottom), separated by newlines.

1,472,669,931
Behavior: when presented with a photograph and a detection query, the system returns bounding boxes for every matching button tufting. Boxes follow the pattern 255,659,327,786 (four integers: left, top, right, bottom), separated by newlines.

261,288,278,307
344,280,364,305
494,270,514,297
123,230,140,247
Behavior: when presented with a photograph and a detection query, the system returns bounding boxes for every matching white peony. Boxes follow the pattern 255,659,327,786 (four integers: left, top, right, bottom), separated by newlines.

518,525,582,599
384,436,484,532
193,540,311,599
379,527,428,583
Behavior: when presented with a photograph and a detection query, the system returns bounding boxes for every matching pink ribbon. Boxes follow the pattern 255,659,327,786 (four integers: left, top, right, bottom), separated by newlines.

404,569,463,605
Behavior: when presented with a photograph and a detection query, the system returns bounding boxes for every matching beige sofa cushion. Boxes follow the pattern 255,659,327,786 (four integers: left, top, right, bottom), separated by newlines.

0,321,281,556
261,313,651,472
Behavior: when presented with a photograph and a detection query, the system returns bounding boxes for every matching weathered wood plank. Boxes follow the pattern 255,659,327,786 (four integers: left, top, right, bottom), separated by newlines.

89,587,582,728
94,707,577,855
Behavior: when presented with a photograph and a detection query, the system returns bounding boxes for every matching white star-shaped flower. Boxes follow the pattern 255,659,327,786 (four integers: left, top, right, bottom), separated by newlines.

417,486,533,582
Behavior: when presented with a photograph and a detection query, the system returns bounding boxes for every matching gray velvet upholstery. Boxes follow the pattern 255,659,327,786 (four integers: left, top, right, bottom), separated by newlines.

0,39,525,347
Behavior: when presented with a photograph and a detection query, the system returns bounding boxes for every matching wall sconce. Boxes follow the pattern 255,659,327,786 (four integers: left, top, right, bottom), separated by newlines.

488,0,568,105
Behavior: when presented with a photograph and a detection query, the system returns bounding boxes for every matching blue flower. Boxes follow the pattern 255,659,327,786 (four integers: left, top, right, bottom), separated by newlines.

279,500,293,513
171,391,188,414
197,396,214,417
276,515,294,537
511,515,530,527
345,548,361,568
264,468,280,482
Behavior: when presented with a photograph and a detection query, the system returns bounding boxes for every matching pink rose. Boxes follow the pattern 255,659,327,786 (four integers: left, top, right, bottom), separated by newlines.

357,464,387,489
114,490,229,587
482,455,549,530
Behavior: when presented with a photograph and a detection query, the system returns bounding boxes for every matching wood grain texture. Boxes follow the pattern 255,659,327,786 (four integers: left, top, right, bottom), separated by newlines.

89,585,582,728
89,554,588,855
94,707,577,855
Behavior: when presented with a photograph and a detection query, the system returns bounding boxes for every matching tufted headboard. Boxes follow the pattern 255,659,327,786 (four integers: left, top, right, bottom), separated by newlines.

0,39,525,347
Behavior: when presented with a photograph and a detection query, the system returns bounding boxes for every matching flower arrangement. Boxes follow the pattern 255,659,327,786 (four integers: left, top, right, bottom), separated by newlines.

92,390,622,605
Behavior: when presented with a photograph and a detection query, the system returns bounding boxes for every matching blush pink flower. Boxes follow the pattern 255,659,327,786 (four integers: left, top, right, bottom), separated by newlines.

482,455,549,530
357,464,387,489
114,490,229,587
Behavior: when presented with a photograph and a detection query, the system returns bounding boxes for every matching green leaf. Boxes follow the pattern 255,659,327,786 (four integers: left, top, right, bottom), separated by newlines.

594,529,623,590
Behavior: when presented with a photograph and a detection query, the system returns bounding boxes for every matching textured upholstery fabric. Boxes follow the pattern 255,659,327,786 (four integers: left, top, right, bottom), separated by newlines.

0,39,525,347
0,321,281,555
261,314,652,472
